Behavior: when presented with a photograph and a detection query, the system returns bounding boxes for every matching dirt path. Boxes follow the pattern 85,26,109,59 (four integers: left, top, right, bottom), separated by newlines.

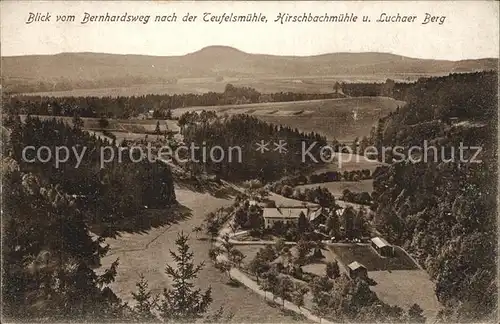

217,225,332,323
99,187,303,323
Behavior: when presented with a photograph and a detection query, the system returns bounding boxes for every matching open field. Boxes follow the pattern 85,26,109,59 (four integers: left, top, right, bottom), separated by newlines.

19,96,401,142
267,192,320,208
329,244,419,271
14,72,430,98
369,270,441,320
296,179,374,196
21,115,180,145
99,186,304,323
172,96,404,141
172,96,402,117
17,77,333,97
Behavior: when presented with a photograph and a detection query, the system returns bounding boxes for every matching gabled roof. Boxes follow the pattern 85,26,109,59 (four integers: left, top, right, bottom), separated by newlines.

371,237,391,248
309,207,328,222
348,261,366,271
263,207,308,219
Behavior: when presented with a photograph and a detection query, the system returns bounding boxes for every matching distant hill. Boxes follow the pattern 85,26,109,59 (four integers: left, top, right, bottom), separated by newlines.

2,45,498,93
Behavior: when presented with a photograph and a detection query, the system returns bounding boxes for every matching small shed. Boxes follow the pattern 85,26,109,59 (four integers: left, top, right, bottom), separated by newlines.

348,261,367,279
371,237,394,257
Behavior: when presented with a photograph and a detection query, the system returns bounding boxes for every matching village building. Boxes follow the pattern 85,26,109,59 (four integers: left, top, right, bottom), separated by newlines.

262,207,309,228
308,207,330,226
348,261,368,279
371,236,394,257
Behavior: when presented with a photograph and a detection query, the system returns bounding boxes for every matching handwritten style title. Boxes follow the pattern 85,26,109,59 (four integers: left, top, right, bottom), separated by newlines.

25,12,447,25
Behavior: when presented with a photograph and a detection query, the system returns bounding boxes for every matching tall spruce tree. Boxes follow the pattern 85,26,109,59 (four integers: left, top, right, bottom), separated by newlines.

157,232,212,322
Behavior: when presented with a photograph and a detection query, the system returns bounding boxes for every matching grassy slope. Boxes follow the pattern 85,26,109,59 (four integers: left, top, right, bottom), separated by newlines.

174,97,404,141
369,270,441,320
20,96,403,141
99,186,304,323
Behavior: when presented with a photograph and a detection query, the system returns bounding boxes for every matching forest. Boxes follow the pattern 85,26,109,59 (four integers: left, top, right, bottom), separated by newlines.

369,71,497,321
4,115,177,236
181,113,328,181
5,83,344,119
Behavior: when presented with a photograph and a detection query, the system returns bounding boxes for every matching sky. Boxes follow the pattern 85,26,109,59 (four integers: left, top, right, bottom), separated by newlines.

1,1,499,60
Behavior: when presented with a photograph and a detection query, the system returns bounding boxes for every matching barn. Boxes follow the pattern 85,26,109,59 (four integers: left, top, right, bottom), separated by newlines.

348,261,368,279
371,237,394,257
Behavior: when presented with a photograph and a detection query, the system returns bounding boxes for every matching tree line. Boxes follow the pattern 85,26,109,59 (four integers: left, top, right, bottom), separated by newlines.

5,83,344,119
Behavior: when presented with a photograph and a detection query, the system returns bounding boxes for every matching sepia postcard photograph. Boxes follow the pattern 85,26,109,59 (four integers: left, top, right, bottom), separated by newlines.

1,1,499,323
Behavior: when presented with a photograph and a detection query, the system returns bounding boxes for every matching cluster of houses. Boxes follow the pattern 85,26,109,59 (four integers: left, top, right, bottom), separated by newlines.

256,203,396,280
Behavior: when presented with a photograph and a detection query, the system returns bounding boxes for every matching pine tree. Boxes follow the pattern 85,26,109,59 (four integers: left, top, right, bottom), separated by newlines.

157,232,212,322
72,113,84,130
131,274,158,321
406,303,426,323
297,212,308,234
326,260,340,279
155,121,161,135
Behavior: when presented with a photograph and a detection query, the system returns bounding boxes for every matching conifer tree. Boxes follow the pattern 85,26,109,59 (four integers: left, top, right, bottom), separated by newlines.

157,232,212,322
131,274,158,321
155,120,161,135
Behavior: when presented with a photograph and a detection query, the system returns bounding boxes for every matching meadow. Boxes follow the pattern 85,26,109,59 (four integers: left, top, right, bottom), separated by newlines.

369,270,441,320
99,186,304,323
17,74,421,97
173,96,404,141
19,95,403,142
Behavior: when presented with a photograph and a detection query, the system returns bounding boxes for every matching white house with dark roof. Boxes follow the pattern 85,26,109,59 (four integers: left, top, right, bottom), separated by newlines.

262,207,310,228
